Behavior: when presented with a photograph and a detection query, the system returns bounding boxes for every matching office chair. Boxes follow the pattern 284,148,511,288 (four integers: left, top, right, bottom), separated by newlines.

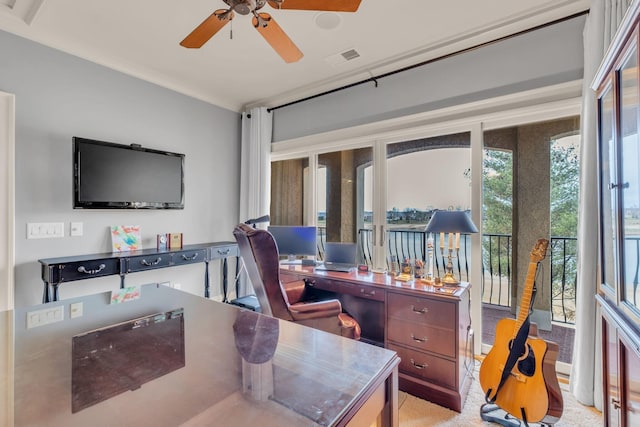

233,223,360,339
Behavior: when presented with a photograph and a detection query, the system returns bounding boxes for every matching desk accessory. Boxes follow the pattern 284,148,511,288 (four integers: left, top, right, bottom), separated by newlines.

110,225,141,252
425,210,478,285
169,232,183,249
157,233,169,250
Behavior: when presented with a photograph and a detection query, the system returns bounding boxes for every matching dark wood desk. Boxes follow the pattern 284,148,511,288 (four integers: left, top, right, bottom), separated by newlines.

10,284,399,427
38,241,239,303
281,265,473,413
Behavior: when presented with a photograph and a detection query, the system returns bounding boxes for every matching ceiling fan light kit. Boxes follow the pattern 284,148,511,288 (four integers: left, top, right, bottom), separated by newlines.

180,0,362,63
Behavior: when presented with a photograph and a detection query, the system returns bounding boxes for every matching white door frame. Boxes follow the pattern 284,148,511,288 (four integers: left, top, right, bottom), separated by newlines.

1,90,15,427
1,91,15,310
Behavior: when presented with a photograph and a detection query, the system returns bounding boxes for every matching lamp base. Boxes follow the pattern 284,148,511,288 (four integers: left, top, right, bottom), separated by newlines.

440,272,460,286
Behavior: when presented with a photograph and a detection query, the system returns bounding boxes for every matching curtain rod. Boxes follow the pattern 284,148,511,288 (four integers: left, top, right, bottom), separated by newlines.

267,10,588,113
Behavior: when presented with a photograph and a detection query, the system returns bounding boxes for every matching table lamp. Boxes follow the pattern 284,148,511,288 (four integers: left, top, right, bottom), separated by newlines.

425,210,478,285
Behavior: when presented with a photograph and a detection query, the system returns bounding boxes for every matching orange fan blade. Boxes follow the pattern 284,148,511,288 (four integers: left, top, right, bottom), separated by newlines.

180,9,233,48
268,0,362,12
253,13,303,63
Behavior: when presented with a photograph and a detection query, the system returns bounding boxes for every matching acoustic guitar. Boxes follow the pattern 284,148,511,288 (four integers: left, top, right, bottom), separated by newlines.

479,238,563,424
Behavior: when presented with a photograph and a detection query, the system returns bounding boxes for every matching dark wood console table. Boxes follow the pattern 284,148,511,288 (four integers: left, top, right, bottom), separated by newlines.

38,241,239,303
281,265,473,412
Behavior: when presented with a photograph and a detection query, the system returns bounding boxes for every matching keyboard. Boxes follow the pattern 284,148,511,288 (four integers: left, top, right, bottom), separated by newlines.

317,262,354,273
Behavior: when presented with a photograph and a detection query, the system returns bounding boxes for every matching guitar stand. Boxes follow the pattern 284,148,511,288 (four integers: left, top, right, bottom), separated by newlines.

480,403,555,427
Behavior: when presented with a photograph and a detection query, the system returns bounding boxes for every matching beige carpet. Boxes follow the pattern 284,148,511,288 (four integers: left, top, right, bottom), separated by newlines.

398,361,602,426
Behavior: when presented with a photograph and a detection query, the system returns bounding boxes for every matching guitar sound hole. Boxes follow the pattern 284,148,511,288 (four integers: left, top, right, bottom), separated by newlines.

517,344,536,377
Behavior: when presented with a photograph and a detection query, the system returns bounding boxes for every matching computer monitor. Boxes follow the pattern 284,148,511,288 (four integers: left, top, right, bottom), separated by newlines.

267,225,317,263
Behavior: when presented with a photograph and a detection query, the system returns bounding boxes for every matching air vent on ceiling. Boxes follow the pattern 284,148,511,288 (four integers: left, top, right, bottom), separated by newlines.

325,48,362,67
341,49,360,61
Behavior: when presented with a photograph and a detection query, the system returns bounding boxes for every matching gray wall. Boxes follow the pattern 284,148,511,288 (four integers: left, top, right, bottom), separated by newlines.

272,15,586,142
0,30,241,307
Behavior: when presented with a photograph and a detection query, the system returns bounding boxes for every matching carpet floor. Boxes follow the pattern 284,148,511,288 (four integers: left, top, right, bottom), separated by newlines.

398,360,602,426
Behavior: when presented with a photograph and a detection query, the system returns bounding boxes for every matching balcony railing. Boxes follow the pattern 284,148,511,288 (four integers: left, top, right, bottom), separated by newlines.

318,227,578,324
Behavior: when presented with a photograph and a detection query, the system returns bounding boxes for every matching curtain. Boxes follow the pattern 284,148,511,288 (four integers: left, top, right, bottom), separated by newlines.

571,0,631,409
239,106,272,225
238,106,272,296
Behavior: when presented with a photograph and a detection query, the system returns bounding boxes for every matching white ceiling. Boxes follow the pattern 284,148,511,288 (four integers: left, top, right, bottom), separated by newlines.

0,0,589,112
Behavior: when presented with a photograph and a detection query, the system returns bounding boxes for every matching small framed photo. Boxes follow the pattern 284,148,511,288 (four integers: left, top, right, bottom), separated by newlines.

157,233,169,251
169,233,183,249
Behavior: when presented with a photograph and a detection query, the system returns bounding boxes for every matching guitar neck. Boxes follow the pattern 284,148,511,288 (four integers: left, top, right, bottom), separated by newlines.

515,261,537,328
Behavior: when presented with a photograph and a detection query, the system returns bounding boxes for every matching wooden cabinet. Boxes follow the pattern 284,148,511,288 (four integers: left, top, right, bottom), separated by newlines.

280,267,472,412
599,297,640,426
386,289,472,412
594,3,640,426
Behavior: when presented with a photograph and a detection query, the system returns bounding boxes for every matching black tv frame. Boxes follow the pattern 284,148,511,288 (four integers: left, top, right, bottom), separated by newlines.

73,136,185,209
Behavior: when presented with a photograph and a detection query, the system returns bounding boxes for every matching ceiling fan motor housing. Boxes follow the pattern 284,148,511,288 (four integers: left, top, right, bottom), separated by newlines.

224,0,266,15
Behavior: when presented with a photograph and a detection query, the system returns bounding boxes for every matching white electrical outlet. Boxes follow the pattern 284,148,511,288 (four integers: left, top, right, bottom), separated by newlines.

70,222,83,237
70,302,83,318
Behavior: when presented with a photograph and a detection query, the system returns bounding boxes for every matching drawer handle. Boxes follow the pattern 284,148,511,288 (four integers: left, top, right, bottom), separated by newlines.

182,253,199,261
411,305,428,314
360,288,376,297
411,334,428,343
141,257,162,266
410,359,428,370
77,264,106,275
217,248,230,255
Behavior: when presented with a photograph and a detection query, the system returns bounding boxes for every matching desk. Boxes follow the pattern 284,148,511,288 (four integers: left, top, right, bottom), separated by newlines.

38,241,239,303
281,265,473,412
8,284,399,427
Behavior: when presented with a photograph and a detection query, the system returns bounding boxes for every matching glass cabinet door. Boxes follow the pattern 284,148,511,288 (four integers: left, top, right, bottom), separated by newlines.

600,82,618,296
619,42,640,313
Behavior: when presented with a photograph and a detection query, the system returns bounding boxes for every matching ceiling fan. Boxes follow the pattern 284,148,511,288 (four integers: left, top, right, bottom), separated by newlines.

180,0,362,63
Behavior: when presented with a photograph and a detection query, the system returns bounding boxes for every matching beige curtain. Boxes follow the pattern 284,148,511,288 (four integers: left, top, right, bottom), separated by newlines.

571,0,632,409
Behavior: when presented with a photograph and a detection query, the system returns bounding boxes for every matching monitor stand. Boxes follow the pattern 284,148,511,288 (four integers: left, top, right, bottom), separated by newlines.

279,256,317,266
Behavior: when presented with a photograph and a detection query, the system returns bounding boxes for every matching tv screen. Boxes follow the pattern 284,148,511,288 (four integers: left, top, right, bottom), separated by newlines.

73,137,184,209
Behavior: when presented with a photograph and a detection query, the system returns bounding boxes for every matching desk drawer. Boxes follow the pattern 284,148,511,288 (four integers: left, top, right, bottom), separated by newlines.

387,318,455,358
307,276,384,302
173,249,207,266
388,343,456,389
209,244,238,260
387,292,455,329
55,258,120,282
126,255,172,273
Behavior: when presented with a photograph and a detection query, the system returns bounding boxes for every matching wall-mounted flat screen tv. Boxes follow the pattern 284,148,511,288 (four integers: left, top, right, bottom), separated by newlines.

73,137,185,209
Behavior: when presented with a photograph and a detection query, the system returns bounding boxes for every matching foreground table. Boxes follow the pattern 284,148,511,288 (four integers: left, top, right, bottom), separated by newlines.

4,284,399,427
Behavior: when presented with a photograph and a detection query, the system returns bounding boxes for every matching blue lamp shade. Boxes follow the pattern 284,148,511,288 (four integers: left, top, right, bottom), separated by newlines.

425,210,478,234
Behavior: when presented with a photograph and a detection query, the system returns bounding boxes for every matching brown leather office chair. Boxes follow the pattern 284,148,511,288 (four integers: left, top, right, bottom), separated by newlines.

233,223,360,339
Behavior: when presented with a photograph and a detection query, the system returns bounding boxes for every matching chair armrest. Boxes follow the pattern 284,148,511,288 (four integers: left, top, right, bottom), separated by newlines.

281,280,308,304
288,299,342,321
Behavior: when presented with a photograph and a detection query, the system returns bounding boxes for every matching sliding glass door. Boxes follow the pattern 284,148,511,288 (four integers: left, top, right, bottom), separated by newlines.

385,133,472,279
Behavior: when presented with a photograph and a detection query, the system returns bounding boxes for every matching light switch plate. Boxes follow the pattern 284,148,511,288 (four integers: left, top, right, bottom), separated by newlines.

26,305,64,328
27,222,64,239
